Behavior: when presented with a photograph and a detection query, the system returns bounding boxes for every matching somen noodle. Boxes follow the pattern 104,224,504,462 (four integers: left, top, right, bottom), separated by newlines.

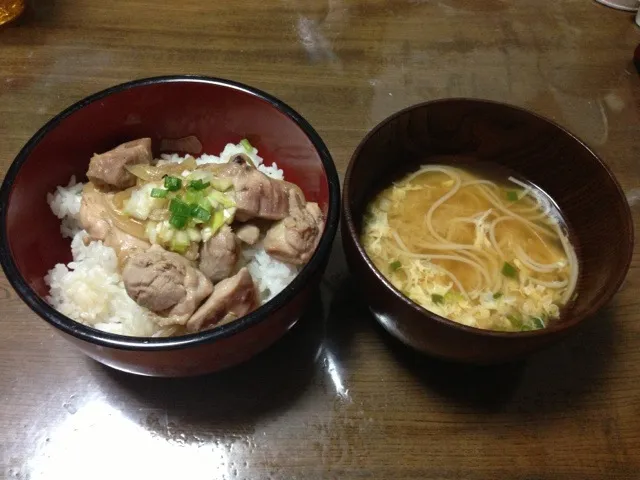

361,165,578,332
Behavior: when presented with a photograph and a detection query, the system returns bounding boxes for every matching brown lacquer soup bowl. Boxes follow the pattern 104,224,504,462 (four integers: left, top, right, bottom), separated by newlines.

0,76,340,377
342,99,633,364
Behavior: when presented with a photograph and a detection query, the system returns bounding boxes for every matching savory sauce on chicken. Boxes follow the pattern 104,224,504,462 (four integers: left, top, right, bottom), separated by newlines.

74,138,325,335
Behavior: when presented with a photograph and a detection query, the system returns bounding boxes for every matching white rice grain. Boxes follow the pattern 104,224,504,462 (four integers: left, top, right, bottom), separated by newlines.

45,143,298,337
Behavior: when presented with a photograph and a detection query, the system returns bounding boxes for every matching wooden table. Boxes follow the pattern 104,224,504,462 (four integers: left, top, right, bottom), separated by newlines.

1,1,639,478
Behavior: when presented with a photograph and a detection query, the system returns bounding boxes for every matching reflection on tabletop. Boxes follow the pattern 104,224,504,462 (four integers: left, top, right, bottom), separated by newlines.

3,237,626,479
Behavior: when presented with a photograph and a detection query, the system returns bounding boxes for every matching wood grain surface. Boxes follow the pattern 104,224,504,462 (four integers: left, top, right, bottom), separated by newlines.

1,1,639,479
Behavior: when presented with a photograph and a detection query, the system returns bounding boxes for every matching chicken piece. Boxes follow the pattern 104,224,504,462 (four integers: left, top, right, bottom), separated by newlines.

79,184,150,267
187,267,260,332
87,138,152,189
264,189,324,265
235,223,260,245
159,135,202,155
199,226,239,283
123,245,213,326
209,154,303,221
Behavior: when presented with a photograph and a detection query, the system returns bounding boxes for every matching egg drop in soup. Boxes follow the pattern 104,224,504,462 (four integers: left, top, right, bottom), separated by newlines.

361,164,579,332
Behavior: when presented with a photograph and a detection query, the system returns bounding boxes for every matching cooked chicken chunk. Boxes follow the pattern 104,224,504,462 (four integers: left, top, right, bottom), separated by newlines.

199,226,239,283
79,184,150,266
123,245,213,326
264,189,324,265
87,138,152,189
187,267,260,332
235,223,260,245
210,154,303,221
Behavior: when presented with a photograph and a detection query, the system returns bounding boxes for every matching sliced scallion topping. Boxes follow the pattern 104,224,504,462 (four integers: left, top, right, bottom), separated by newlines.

210,209,225,235
431,294,444,305
531,316,546,329
150,188,168,198
183,189,204,205
507,314,522,328
389,260,401,271
187,179,210,191
190,204,212,222
445,291,464,302
501,261,518,279
164,175,182,192
506,190,519,202
208,190,236,208
493,292,503,299
240,138,253,153
197,197,213,212
169,214,188,229
169,198,191,217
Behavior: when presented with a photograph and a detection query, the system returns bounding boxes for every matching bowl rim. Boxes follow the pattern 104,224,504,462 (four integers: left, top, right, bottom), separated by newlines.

342,97,635,338
0,75,341,351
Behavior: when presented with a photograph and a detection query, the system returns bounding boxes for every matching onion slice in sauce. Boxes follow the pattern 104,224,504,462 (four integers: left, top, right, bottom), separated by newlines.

125,157,198,182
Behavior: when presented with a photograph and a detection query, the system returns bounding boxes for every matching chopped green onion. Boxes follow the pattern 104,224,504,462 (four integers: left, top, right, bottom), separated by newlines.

210,209,225,235
187,179,210,191
190,204,212,222
389,260,401,271
150,188,168,198
183,189,204,205
506,190,519,202
531,316,546,329
164,175,182,192
197,197,213,212
240,138,253,153
431,294,444,305
445,291,464,302
208,190,236,208
169,198,191,217
501,262,518,279
169,214,188,229
507,314,522,328
493,292,503,299
520,324,533,331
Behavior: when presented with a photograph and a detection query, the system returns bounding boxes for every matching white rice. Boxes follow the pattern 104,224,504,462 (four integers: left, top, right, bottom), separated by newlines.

45,143,299,337
47,176,83,239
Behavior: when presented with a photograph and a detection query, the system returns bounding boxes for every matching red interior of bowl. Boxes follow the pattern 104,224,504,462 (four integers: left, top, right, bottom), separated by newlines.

5,79,330,299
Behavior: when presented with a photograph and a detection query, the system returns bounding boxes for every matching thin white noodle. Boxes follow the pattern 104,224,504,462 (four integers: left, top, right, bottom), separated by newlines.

557,226,579,304
514,245,564,273
363,164,580,328
529,277,569,289
461,179,499,189
391,231,474,296
508,176,552,217
422,260,469,299
458,249,500,293
505,176,545,215
477,184,557,237
481,253,502,291
422,168,465,246
391,230,491,290
489,217,507,259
